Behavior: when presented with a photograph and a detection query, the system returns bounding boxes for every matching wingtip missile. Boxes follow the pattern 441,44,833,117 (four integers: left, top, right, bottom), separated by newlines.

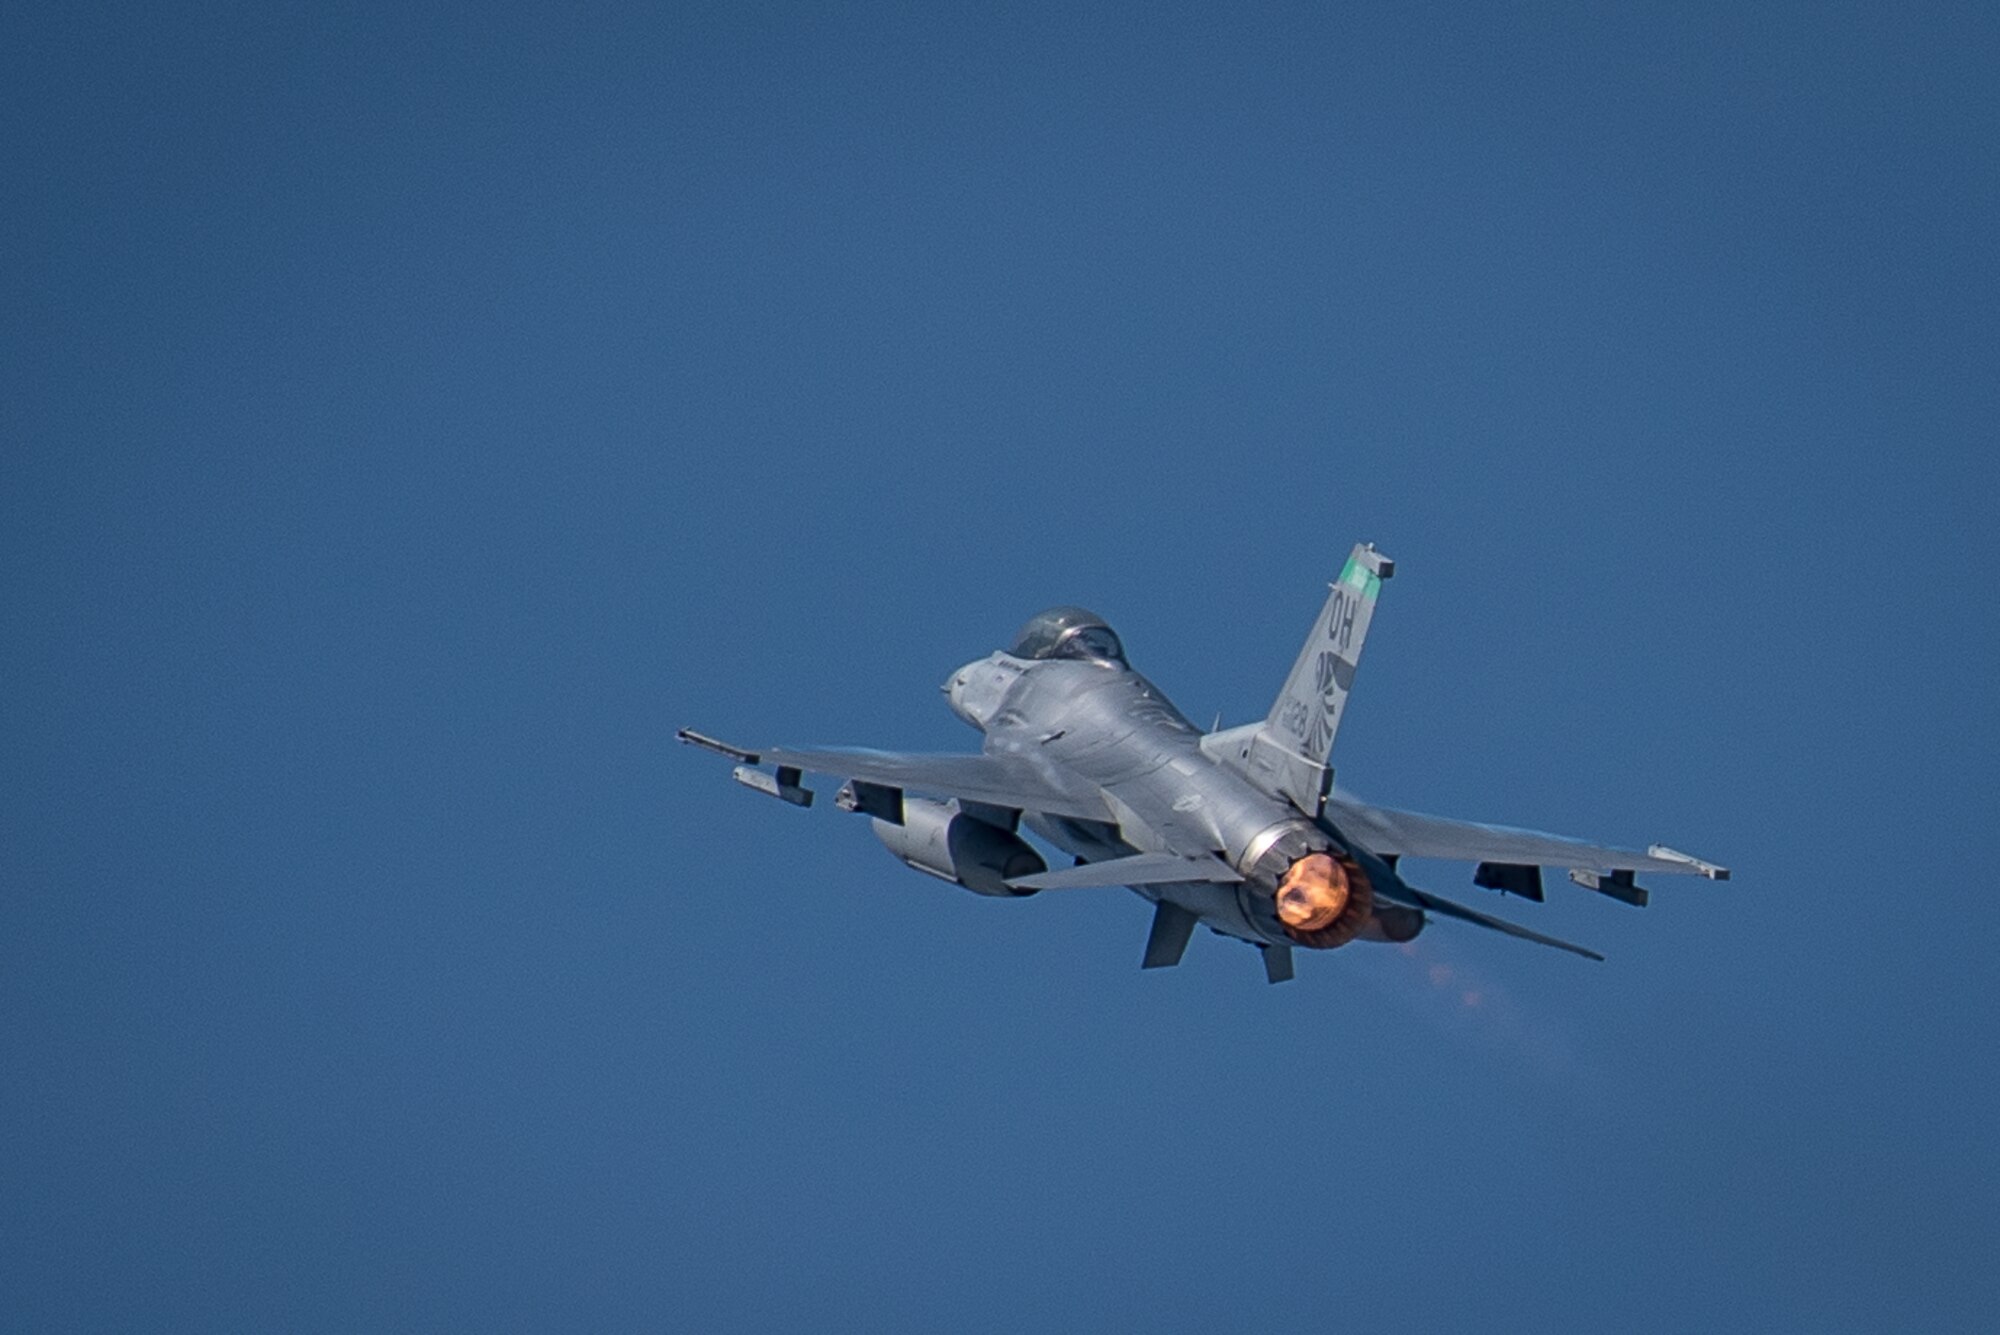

1648,845,1731,880
677,728,760,765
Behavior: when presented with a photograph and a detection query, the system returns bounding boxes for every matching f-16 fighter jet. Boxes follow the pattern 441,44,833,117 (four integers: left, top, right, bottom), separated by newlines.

681,545,1727,983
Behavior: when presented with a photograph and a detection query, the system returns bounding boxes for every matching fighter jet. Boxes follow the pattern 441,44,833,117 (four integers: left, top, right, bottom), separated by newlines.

680,544,1728,983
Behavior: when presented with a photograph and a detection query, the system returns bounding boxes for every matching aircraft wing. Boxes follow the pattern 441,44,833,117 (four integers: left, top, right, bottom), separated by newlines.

680,731,1112,823
1326,791,1729,879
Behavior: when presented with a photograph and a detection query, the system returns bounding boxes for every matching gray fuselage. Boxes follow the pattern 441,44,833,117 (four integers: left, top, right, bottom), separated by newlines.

945,652,1339,947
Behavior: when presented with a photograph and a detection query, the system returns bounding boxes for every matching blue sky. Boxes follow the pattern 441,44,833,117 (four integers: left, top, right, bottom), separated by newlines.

5,2,1996,1329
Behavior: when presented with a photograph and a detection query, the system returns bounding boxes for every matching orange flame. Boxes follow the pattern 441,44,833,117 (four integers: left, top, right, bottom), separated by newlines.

1275,853,1349,931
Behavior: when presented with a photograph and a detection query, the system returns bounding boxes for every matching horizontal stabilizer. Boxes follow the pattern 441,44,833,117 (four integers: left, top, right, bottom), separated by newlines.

1382,884,1604,961
1009,852,1244,891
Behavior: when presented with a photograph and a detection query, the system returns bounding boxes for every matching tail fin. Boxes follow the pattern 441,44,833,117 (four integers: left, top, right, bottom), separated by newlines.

1203,544,1392,815
1271,543,1391,762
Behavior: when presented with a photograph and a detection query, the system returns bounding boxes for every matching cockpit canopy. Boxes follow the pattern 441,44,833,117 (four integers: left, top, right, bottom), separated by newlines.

1009,606,1128,667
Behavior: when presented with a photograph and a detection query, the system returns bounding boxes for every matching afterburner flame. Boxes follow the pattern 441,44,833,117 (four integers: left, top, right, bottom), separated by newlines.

1275,853,1349,931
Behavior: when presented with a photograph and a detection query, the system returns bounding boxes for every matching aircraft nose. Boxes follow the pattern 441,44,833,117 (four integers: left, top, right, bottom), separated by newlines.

944,664,992,728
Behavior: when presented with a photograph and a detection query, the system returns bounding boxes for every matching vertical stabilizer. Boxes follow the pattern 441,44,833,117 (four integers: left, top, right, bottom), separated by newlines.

1271,542,1391,761
1204,544,1392,816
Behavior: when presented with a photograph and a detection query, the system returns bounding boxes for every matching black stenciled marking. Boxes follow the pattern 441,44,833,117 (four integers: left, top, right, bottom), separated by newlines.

1314,650,1357,706
1304,710,1334,757
1325,590,1356,651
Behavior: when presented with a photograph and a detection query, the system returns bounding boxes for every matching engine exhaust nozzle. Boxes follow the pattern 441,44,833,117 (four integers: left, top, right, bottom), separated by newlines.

1275,853,1350,932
